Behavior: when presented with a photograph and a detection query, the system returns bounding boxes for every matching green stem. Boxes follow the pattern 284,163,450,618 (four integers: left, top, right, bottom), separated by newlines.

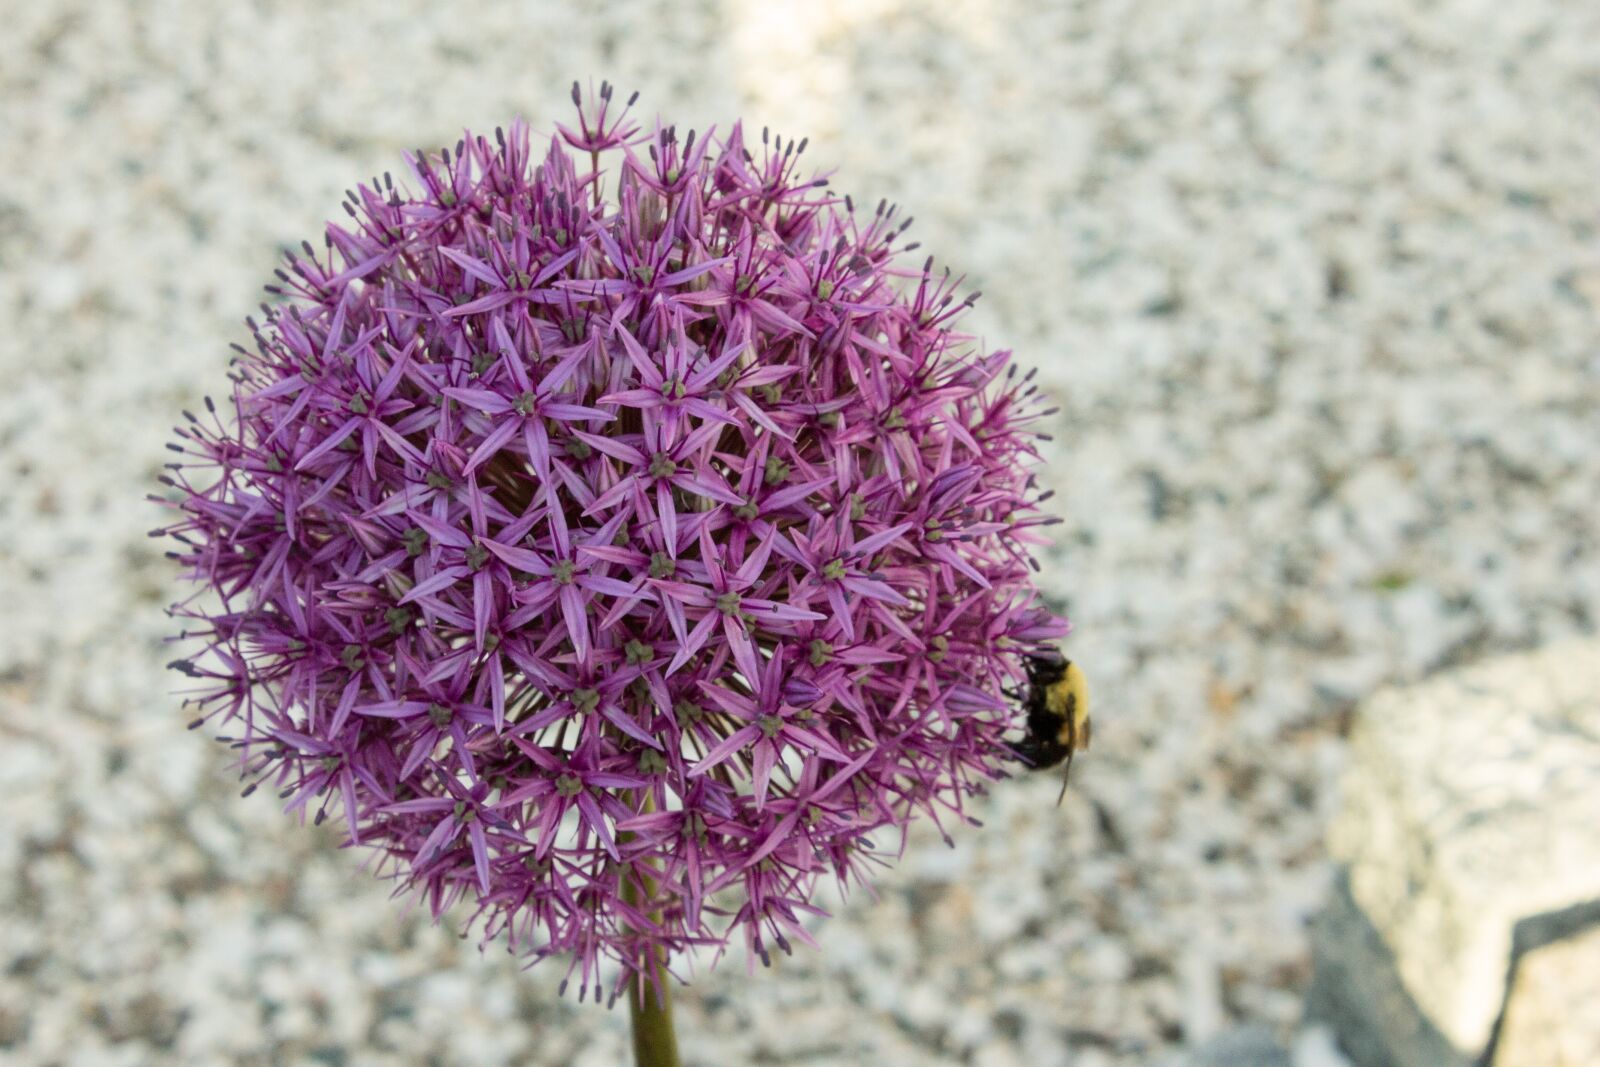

622,794,682,1067
628,956,682,1067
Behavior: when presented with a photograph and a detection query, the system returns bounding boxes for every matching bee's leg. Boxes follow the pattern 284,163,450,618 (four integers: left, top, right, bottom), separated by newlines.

1055,751,1074,806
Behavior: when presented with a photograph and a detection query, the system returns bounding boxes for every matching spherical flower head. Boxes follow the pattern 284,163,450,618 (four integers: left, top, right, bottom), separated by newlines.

160,83,1068,1003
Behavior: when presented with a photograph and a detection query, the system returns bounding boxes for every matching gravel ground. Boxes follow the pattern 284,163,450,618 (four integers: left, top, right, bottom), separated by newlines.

2,2,1598,1065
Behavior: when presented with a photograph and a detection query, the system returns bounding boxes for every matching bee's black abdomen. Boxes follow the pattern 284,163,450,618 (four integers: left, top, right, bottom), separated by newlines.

1008,734,1072,770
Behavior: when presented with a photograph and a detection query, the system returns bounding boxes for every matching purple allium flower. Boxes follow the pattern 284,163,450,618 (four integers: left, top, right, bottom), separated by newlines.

159,83,1067,1003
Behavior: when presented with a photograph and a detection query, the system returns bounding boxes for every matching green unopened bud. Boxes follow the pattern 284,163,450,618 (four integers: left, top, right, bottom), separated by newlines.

348,393,368,415
554,773,583,797
402,527,428,557
757,714,783,739
638,749,667,775
385,607,413,635
818,279,835,299
850,495,867,521
426,471,453,490
566,436,592,460
649,452,678,479
649,552,676,579
928,635,949,663
674,700,703,726
763,456,790,485
428,703,453,727
809,639,834,667
553,560,577,585
734,501,760,522
625,640,652,665
572,688,600,713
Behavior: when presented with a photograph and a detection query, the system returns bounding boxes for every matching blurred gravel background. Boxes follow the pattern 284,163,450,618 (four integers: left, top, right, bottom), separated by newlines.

2,1,1598,1065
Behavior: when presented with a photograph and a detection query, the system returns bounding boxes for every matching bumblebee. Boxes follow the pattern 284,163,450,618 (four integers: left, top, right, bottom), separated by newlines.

1008,650,1091,803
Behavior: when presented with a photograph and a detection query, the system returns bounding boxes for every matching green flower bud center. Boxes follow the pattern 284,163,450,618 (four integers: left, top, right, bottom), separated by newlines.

716,592,742,615
428,703,453,727
572,688,600,714
757,714,783,739
809,639,834,667
649,552,677,579
553,560,577,585
822,559,848,581
649,452,678,479
555,773,583,797
625,640,652,665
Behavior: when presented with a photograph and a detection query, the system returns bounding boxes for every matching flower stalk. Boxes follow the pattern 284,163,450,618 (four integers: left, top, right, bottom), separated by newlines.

623,799,681,1067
